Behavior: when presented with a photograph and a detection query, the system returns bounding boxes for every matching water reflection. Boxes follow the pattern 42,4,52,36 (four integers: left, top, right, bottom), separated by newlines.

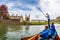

7,25,23,32
6,25,30,40
25,25,29,31
6,25,23,40
0,24,7,40
0,24,60,40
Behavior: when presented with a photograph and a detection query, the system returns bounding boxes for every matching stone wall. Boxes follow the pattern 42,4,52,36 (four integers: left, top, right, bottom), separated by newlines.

0,19,20,24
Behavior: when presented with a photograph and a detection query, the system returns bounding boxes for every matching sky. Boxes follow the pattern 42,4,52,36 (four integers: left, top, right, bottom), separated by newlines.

0,0,60,20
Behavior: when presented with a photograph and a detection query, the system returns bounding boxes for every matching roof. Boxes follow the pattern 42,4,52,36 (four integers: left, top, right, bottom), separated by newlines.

56,17,60,19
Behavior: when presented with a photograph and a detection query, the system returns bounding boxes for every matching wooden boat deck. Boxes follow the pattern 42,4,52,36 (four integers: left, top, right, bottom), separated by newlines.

21,33,40,40
21,34,60,40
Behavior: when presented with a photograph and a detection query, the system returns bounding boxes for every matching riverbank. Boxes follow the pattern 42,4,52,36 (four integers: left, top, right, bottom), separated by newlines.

0,21,58,25
30,22,47,25
0,23,21,27
30,21,58,25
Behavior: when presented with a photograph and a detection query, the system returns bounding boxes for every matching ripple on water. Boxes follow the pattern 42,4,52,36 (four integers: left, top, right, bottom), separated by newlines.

6,32,21,40
4,24,60,40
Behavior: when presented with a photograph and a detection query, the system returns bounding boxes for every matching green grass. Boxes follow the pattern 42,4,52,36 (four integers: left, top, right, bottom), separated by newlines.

30,22,48,25
0,21,59,25
30,21,59,25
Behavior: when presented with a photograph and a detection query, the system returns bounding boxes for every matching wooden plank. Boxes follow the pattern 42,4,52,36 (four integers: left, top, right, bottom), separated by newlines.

21,36,33,40
28,33,40,40
21,33,60,40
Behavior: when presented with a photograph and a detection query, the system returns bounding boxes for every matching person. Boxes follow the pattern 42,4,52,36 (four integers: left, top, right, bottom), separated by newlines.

45,13,50,29
39,26,51,40
50,22,57,40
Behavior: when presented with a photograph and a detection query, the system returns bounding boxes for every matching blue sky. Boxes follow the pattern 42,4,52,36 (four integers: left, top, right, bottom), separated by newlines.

0,0,60,20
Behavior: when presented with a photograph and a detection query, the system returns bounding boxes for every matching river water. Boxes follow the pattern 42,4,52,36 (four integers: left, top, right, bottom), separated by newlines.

0,24,60,40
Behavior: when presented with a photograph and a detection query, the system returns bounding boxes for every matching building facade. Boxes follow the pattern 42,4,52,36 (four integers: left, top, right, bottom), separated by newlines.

25,14,30,22
9,16,24,23
56,17,60,22
0,5,9,19
31,19,46,22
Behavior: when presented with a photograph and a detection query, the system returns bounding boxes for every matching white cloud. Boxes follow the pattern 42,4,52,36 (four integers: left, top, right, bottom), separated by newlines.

6,3,15,9
39,0,60,19
1,0,60,20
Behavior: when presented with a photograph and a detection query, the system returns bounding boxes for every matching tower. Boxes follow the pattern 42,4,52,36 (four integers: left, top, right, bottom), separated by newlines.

0,5,9,19
25,14,30,22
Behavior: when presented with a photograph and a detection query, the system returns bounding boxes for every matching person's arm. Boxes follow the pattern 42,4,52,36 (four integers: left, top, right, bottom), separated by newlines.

44,14,47,18
40,30,48,36
45,13,49,18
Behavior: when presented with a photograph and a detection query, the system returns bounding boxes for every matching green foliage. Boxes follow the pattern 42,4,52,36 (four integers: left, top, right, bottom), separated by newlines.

30,22,48,25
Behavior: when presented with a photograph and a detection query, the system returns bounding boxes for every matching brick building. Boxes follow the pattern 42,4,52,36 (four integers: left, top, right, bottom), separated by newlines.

0,5,9,19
